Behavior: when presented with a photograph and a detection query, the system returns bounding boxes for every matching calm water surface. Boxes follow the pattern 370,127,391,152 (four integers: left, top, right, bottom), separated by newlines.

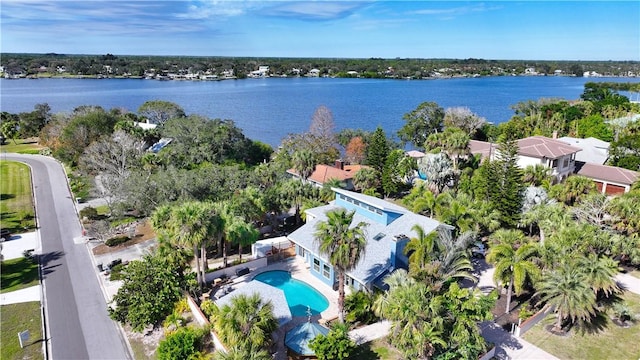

2,76,639,146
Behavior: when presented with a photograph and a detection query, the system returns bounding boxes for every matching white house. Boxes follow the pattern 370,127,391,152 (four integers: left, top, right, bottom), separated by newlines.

469,136,582,183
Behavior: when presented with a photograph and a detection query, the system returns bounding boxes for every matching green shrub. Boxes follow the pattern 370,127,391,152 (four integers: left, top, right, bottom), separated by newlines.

157,327,206,360
79,206,99,220
109,263,126,281
344,290,379,325
105,235,130,247
309,323,355,360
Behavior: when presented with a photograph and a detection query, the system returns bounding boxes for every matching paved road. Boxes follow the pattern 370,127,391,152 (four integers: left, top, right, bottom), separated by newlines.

5,154,130,360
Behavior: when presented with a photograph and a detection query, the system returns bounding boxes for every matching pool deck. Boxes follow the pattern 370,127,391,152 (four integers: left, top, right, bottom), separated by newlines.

221,256,340,360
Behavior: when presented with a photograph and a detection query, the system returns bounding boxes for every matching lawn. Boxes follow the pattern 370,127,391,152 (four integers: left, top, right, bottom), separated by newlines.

0,302,44,360
0,138,44,154
523,291,640,360
0,160,36,233
351,337,402,360
1,257,39,293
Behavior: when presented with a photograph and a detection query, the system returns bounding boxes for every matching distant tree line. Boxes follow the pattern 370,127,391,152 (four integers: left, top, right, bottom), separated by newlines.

2,53,639,78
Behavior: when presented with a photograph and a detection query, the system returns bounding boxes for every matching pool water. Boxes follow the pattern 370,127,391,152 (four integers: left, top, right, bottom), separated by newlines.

254,270,329,316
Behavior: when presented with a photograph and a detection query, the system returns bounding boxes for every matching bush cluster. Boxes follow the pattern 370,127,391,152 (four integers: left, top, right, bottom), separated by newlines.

105,235,130,247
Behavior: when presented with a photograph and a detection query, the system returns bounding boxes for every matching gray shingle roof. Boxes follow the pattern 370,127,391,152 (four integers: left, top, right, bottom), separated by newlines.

288,190,445,286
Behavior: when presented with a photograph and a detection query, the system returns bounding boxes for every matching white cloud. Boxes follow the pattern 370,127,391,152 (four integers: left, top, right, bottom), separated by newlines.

410,3,501,17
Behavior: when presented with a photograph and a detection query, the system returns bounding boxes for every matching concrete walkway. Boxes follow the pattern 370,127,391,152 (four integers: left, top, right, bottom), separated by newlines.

0,285,40,305
617,273,640,295
349,320,391,345
1,232,39,260
479,321,560,360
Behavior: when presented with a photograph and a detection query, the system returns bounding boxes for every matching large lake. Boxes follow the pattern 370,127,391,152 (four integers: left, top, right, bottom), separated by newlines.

2,76,639,147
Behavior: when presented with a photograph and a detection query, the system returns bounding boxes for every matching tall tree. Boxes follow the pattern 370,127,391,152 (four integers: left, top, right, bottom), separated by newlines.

535,262,597,332
366,126,390,173
443,106,487,136
291,149,316,183
308,105,337,159
417,153,455,195
493,137,525,227
345,136,366,164
397,101,445,148
486,229,540,313
137,100,185,125
314,209,368,322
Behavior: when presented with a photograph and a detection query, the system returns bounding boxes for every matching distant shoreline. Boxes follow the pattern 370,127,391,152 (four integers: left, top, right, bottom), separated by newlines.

3,73,639,81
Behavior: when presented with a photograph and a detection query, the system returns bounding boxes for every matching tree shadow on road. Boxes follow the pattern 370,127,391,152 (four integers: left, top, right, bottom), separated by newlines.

38,251,65,278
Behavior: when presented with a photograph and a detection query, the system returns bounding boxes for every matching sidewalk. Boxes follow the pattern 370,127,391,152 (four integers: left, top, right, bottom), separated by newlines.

479,321,560,360
616,273,640,295
0,285,40,305
349,320,391,345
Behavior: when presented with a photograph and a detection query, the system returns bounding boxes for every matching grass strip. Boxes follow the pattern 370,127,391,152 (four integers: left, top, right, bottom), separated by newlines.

0,160,36,233
1,257,40,293
0,138,44,154
523,292,640,360
0,301,44,360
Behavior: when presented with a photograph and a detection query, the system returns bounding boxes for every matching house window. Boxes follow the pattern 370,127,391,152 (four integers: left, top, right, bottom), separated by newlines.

345,275,356,288
298,247,306,257
313,258,320,272
563,158,569,168
323,264,331,279
551,159,558,168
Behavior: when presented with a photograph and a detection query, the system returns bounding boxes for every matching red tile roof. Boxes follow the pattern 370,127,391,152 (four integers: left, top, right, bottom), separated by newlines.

468,140,495,159
516,136,582,159
288,164,367,184
575,162,640,186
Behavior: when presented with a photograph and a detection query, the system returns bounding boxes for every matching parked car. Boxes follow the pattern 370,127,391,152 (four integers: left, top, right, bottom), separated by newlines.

0,229,12,241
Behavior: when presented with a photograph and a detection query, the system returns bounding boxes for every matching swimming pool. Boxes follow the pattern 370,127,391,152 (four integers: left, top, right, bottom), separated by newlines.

254,270,329,317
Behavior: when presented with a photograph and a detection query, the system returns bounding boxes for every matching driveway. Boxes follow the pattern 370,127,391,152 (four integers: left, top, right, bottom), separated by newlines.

5,153,131,360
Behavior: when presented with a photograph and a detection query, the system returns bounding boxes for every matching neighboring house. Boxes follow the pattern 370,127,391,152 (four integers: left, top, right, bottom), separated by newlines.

307,69,320,77
287,188,448,292
287,160,366,190
469,136,582,183
574,162,639,195
557,136,610,165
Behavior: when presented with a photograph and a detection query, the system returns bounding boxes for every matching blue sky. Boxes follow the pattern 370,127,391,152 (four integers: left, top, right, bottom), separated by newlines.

1,1,638,60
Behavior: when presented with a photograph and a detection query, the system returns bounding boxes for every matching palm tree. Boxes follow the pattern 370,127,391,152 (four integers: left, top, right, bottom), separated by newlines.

520,202,570,245
536,262,597,332
577,254,620,297
410,188,437,218
486,229,540,313
152,202,216,289
550,175,596,206
353,167,380,193
211,293,277,351
292,149,316,183
405,224,439,272
213,347,271,360
373,270,446,359
314,208,368,322
523,164,552,187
